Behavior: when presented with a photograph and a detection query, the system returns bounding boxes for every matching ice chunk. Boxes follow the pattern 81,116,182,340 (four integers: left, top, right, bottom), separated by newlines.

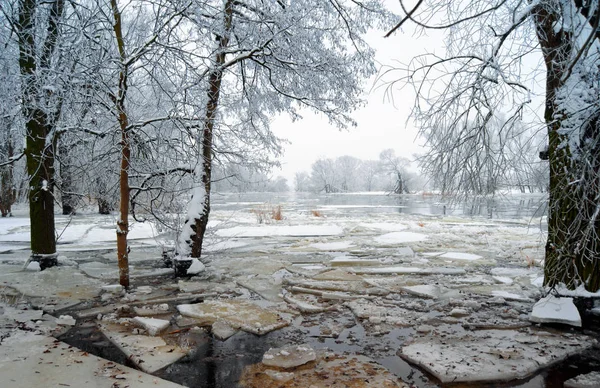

491,290,533,302
212,320,238,340
101,284,124,294
564,371,600,388
262,344,316,369
400,329,593,383
310,241,354,250
493,276,514,284
491,267,536,277
330,257,380,267
177,299,289,335
187,258,206,275
132,317,170,336
374,232,427,244
351,266,465,275
55,315,76,326
216,225,343,237
530,295,581,327
440,252,482,261
400,285,444,299
99,323,186,373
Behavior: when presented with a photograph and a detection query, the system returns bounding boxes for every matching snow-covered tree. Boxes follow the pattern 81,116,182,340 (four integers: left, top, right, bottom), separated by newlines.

177,0,392,260
379,149,411,194
386,0,600,291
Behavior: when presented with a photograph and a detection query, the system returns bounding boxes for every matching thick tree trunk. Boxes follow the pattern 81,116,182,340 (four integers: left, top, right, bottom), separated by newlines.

111,0,130,287
18,0,65,257
178,0,233,260
535,2,600,292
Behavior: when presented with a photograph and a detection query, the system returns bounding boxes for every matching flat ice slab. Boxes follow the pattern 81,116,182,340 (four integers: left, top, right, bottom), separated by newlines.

351,266,465,275
401,329,594,384
530,295,582,327
400,284,445,299
99,323,187,373
0,331,184,387
132,317,171,336
439,252,482,261
374,232,427,244
177,299,289,335
262,344,316,369
310,241,354,250
216,225,343,237
0,266,102,300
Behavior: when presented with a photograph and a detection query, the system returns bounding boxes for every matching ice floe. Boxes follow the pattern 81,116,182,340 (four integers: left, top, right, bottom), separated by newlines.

400,329,594,384
530,295,582,327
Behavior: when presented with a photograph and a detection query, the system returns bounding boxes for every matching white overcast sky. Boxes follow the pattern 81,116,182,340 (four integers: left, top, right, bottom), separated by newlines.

270,6,447,182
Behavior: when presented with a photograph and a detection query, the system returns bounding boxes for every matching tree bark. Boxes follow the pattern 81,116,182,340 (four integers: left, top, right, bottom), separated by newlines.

0,134,16,217
110,0,130,287
58,141,76,215
179,0,234,259
18,0,66,256
535,2,600,291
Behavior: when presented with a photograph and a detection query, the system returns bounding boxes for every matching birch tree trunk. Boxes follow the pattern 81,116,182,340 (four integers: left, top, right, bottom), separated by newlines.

177,0,234,263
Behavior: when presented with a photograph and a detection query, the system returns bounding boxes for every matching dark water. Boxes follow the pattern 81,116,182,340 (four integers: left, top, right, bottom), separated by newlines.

211,192,548,220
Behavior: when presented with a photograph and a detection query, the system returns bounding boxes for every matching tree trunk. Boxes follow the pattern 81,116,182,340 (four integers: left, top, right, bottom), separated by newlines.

0,135,16,217
111,0,130,288
58,141,76,215
18,0,66,257
178,0,234,260
535,2,600,292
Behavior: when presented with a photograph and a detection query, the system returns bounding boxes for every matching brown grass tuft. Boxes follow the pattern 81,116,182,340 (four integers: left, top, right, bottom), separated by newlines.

272,205,283,221
311,209,323,217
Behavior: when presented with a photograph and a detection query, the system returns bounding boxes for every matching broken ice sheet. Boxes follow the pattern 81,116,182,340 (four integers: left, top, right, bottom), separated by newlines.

99,322,187,373
0,266,102,300
439,252,482,261
400,329,594,384
530,295,582,327
374,231,428,245
309,241,355,250
132,317,171,336
284,277,388,296
241,350,408,387
262,344,316,369
177,299,289,335
236,276,283,302
283,293,332,313
345,299,422,326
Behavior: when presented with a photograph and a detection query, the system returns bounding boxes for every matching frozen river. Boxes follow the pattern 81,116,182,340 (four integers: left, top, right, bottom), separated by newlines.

212,191,548,220
2,191,597,388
